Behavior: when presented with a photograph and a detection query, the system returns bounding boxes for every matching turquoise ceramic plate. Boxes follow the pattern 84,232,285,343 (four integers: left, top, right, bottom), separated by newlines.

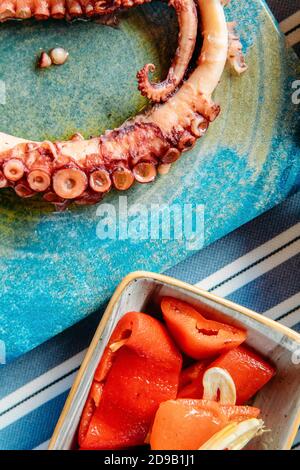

0,0,299,361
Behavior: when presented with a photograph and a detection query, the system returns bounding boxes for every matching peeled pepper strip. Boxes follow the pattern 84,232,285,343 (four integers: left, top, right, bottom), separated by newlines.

150,399,261,450
79,312,182,450
208,345,276,404
161,297,247,359
150,399,227,450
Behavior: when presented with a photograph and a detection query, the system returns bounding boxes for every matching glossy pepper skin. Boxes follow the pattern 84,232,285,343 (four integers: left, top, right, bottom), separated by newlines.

177,360,211,398
220,404,260,422
161,297,247,359
208,345,276,404
150,399,260,450
79,312,182,450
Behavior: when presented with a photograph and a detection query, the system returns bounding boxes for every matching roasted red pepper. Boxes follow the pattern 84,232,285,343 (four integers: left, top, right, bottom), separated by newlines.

150,399,227,450
79,312,182,450
177,360,211,398
150,399,260,450
161,297,247,359
208,345,276,404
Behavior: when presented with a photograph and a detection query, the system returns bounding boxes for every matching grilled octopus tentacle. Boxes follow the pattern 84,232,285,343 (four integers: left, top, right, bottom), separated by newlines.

136,0,198,102
0,0,228,208
0,0,198,103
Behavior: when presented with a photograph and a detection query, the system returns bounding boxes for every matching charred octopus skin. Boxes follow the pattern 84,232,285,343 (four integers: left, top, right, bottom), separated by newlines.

136,0,198,102
0,0,247,209
0,0,198,103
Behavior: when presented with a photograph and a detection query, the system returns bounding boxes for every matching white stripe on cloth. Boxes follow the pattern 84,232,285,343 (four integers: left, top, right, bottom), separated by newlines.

204,239,300,298
196,224,300,297
280,11,300,33
263,293,300,320
280,309,300,329
0,351,86,431
0,224,299,433
0,372,78,432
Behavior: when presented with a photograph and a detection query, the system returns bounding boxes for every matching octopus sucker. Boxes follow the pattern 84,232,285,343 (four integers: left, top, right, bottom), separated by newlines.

52,167,88,199
66,0,80,15
112,167,135,190
227,21,248,75
50,0,66,18
3,158,25,181
0,1,15,19
27,169,51,192
0,0,243,209
16,0,32,18
90,169,111,192
133,161,157,183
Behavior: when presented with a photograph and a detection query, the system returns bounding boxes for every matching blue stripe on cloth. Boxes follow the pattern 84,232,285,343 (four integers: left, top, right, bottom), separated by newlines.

226,254,300,315
0,392,68,450
267,0,300,23
0,310,100,399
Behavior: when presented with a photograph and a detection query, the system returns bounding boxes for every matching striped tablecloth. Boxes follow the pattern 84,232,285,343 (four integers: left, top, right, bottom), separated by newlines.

0,1,299,451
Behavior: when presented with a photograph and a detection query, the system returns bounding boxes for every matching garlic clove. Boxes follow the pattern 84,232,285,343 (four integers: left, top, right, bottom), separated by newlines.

202,366,236,405
38,51,52,69
199,418,265,450
50,47,69,66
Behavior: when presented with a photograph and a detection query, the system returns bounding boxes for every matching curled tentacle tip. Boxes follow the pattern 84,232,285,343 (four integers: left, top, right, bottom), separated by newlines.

137,64,156,91
137,63,172,103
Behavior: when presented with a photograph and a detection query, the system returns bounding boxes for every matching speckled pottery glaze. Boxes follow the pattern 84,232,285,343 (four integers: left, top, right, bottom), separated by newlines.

0,1,299,361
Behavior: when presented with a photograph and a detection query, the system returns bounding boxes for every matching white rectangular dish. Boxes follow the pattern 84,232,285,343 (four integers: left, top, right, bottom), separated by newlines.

49,271,300,450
